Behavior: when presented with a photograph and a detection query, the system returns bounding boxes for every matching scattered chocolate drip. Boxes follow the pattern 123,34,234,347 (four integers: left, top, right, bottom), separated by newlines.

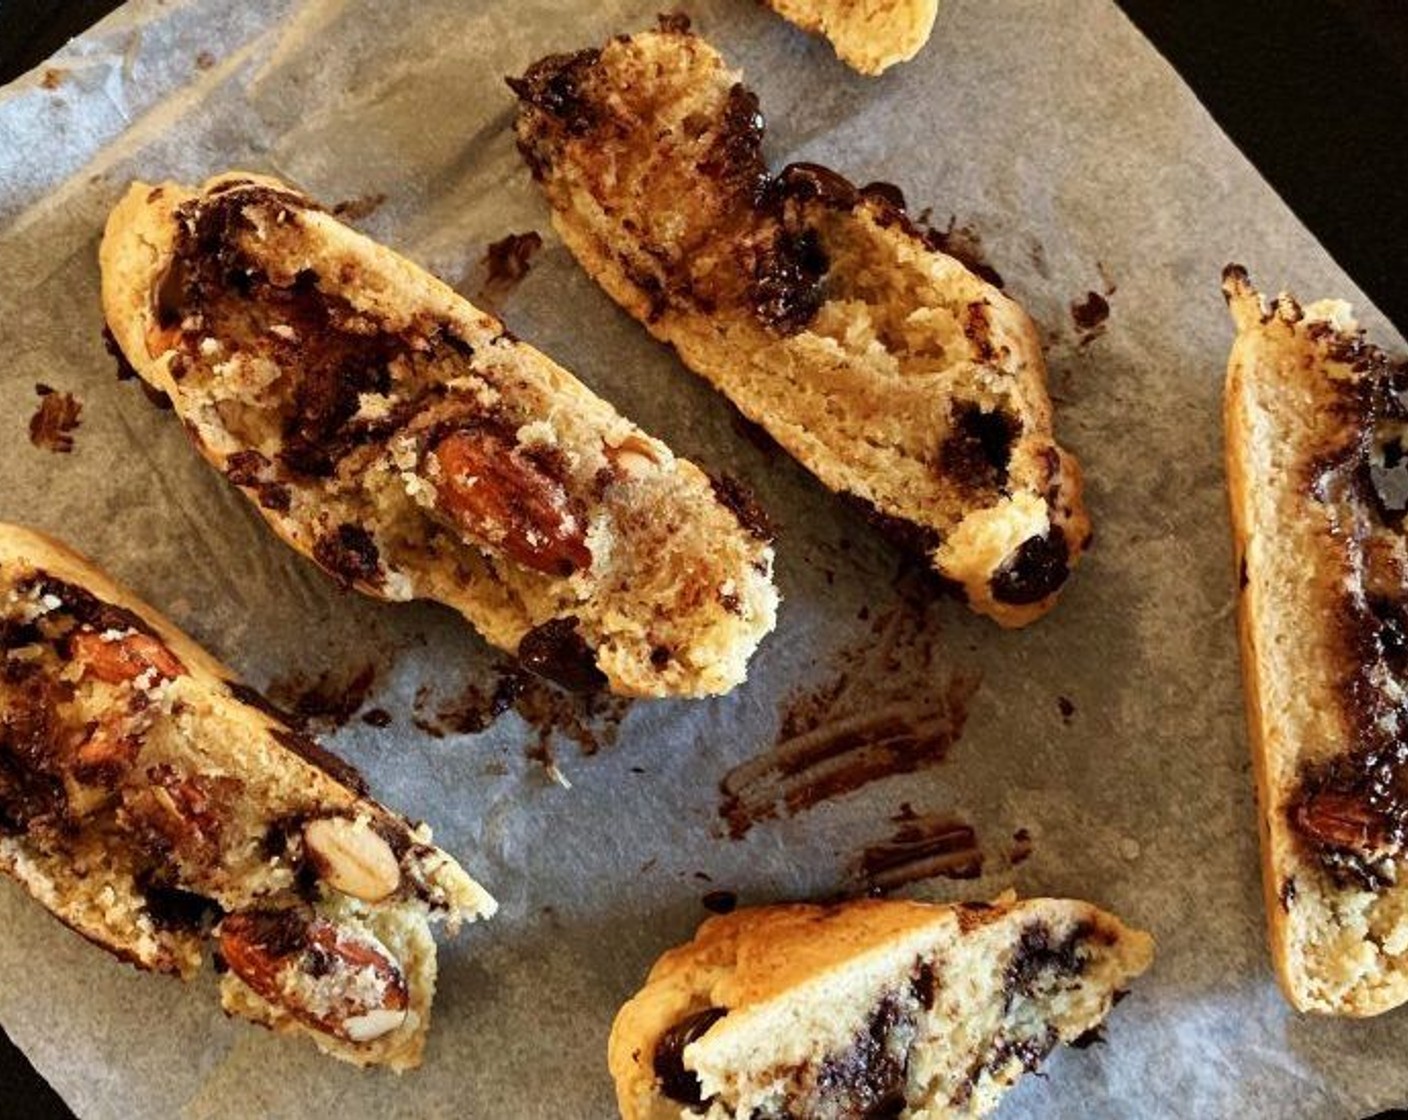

855,812,982,892
701,889,737,914
361,708,393,729
266,664,378,731
330,193,387,222
1009,827,1033,866
195,50,216,71
28,385,82,453
709,473,776,542
720,603,979,838
412,664,631,780
1057,696,1075,724
40,68,65,90
1071,290,1110,346
477,231,544,304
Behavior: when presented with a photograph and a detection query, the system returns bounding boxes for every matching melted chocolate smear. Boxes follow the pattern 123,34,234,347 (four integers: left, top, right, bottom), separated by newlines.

269,728,370,797
1009,827,1034,866
701,889,737,914
1071,290,1110,345
330,193,387,222
267,664,378,731
990,528,1070,605
1057,696,1075,724
517,617,607,693
940,401,1020,493
814,996,911,1118
505,49,603,141
655,1007,727,1106
721,602,979,838
1003,921,1093,1011
28,385,82,453
477,231,544,304
709,473,776,542
855,813,982,892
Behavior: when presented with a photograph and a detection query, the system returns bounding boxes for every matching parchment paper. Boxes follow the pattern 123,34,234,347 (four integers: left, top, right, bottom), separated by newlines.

1,1,1405,1116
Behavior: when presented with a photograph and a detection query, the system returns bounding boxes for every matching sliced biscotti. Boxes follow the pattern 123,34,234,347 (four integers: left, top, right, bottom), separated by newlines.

609,896,1152,1118
1224,267,1408,1016
511,24,1088,629
99,174,777,698
0,524,495,1069
764,0,939,75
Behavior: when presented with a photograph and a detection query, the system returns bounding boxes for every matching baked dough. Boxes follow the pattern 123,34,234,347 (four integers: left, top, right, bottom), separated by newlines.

1224,266,1408,1015
512,24,1088,628
764,0,939,75
609,896,1152,1118
0,523,495,1069
100,174,777,698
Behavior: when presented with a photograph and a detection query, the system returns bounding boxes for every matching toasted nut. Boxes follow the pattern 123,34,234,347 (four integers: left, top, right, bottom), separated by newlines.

303,816,401,903
605,433,662,478
427,428,591,577
1294,790,1394,858
219,909,409,1043
70,630,185,685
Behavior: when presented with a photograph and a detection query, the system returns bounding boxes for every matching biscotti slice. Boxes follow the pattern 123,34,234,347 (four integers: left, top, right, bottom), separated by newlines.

1224,267,1408,1016
99,174,777,698
511,24,1088,629
764,0,939,75
0,524,495,1069
609,896,1152,1118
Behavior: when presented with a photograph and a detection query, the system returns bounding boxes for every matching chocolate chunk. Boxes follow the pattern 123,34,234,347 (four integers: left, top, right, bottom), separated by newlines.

1003,921,1090,1010
709,473,775,542
312,524,381,589
654,1006,727,1106
814,996,911,1117
752,226,828,336
940,402,1020,492
22,574,151,638
701,890,737,914
137,873,222,932
505,49,603,138
777,162,861,210
517,617,606,693
990,528,1070,605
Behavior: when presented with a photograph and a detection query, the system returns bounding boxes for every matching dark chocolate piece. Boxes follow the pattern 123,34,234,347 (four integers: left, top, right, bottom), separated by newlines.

655,1006,727,1106
516,617,607,693
989,528,1070,605
312,524,382,589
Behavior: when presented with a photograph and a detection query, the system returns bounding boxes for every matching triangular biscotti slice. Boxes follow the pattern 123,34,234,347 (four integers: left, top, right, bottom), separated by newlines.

764,0,939,75
100,174,777,698
609,896,1152,1118
0,524,495,1069
1224,266,1408,1015
511,23,1088,629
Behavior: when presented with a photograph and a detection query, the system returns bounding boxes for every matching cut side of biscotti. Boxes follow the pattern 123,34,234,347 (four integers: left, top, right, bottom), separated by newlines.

608,896,1152,1118
764,0,939,75
511,23,1088,628
1224,266,1408,1016
0,524,495,1069
99,174,777,698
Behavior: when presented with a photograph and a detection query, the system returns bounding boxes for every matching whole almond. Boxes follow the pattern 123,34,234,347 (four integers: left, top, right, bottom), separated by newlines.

304,816,401,902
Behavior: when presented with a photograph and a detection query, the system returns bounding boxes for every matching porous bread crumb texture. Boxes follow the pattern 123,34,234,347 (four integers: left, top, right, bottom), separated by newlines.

99,174,777,698
511,25,1088,628
764,0,940,75
1224,266,1408,1016
0,524,493,1069
609,897,1153,1119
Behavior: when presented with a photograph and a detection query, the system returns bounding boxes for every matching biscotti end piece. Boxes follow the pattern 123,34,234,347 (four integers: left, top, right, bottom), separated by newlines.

0,524,495,1069
609,896,1152,1118
765,0,939,75
511,25,1088,628
1224,266,1408,1016
99,173,777,698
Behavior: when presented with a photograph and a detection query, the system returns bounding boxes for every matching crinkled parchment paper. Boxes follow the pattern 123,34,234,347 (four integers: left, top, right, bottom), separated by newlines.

1,0,1405,1116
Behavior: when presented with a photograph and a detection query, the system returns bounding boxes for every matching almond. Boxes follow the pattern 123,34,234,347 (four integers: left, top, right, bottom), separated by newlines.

605,432,662,478
427,428,591,577
219,909,409,1043
303,816,401,903
70,630,185,685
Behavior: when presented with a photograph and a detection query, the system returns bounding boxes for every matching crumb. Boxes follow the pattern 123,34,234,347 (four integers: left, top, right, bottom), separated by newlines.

195,51,216,71
28,385,82,453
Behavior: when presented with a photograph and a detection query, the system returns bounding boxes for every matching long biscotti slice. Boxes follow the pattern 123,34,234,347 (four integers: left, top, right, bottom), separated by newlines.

511,25,1088,628
764,0,939,75
99,174,777,698
0,524,495,1069
1224,267,1408,1016
609,896,1152,1119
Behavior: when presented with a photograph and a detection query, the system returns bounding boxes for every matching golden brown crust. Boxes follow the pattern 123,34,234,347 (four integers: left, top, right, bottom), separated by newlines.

99,174,777,697
512,26,1088,628
763,0,940,75
609,896,1153,1119
1224,266,1408,1015
0,523,494,1068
